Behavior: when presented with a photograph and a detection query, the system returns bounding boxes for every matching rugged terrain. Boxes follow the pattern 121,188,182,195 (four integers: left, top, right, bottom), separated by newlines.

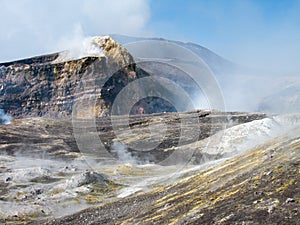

1,112,299,224
0,36,299,224
0,39,109,118
39,122,300,225
0,36,177,118
0,110,266,162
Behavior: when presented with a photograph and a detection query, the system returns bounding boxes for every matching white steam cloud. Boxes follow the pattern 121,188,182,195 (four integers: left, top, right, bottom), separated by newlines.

0,109,12,124
54,36,105,62
111,142,137,164
0,0,150,62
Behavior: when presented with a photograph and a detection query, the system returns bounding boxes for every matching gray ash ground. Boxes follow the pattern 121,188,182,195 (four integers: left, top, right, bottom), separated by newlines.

1,110,299,224
37,119,300,225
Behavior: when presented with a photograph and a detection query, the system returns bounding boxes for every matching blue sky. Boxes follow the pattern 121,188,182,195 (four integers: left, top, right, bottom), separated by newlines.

148,0,300,73
0,0,299,73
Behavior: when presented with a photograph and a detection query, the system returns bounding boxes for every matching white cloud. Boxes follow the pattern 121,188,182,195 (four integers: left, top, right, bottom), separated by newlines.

0,0,150,62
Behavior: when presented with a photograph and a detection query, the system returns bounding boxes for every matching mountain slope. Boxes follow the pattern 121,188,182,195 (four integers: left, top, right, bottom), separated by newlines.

111,34,236,77
2,34,299,114
0,35,299,225
111,34,300,113
39,123,300,225
0,36,181,118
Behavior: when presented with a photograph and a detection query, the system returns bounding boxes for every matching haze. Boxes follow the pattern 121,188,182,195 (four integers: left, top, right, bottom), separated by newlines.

0,0,299,75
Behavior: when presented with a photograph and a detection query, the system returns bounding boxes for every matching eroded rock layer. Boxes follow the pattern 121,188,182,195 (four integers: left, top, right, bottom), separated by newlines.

0,36,151,118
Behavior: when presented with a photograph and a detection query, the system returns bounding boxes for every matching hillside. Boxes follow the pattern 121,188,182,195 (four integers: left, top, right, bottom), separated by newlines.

111,34,300,113
111,34,236,77
0,36,299,225
40,123,300,225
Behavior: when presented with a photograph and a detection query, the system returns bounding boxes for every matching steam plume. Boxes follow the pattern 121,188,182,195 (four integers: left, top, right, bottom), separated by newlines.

0,109,12,124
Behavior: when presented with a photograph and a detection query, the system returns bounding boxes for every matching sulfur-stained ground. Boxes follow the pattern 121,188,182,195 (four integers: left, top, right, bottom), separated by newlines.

39,126,300,225
1,111,299,225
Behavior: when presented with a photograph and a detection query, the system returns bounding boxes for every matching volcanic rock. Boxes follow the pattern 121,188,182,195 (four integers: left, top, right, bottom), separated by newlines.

0,36,157,118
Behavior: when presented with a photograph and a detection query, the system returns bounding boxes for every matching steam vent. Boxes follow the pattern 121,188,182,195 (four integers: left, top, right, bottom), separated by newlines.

0,36,299,224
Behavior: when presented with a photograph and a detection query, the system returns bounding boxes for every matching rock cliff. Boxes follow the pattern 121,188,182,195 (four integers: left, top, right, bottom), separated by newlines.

0,36,155,118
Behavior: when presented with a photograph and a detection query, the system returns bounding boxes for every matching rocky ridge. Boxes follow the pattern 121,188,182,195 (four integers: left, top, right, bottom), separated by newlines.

0,36,152,118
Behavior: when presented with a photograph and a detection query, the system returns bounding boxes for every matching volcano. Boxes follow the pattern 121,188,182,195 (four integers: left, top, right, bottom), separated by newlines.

0,36,299,224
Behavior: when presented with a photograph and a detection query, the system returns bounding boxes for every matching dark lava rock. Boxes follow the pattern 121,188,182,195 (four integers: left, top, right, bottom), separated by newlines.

0,110,266,162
